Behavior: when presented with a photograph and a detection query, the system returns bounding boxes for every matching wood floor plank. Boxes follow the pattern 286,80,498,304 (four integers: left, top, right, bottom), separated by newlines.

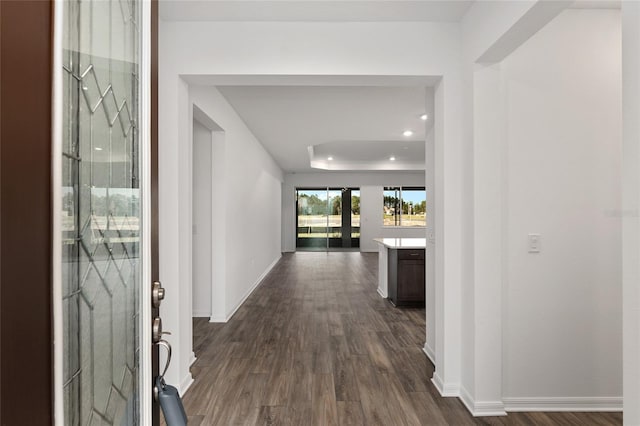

255,405,287,426
311,373,339,426
406,391,450,425
363,331,393,373
225,373,268,424
284,401,312,426
351,354,395,426
182,252,622,426
336,401,365,426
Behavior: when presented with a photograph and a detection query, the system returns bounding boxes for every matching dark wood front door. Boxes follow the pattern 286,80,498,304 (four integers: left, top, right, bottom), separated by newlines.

0,0,159,423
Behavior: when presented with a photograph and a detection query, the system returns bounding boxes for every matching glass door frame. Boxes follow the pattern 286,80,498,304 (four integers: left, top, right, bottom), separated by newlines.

295,187,360,250
51,0,155,423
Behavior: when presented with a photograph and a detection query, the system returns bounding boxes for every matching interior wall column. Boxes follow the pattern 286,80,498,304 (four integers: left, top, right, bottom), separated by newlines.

466,63,506,415
622,2,640,424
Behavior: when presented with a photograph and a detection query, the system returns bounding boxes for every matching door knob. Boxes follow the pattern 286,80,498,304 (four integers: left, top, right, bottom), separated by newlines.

152,281,165,308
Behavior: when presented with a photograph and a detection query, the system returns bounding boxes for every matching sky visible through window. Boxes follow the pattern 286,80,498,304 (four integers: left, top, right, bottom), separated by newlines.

402,190,426,204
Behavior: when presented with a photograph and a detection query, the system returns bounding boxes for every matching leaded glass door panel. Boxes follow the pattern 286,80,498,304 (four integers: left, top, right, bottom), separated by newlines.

59,0,151,424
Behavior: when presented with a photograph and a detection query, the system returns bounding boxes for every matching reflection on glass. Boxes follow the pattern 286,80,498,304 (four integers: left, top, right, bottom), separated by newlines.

297,189,329,239
383,187,426,227
401,188,426,227
327,189,342,239
61,0,141,424
383,187,401,226
351,190,360,238
296,188,359,248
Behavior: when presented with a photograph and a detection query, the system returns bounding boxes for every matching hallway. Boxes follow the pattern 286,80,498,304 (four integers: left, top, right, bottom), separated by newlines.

181,253,622,425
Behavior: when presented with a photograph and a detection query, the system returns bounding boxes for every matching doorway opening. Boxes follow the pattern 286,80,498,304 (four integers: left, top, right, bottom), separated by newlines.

295,187,360,250
190,105,227,369
192,118,213,319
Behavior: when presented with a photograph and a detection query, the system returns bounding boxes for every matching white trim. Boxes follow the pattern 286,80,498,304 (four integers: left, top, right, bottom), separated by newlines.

190,352,197,367
431,372,459,397
209,255,281,323
460,387,507,417
459,387,474,414
179,373,195,396
503,397,623,412
209,315,228,323
224,255,281,321
51,0,64,423
192,310,212,318
422,344,436,365
139,0,153,423
376,288,388,298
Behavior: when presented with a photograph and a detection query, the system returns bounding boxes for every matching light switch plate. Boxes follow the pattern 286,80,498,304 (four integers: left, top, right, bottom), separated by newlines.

528,233,541,253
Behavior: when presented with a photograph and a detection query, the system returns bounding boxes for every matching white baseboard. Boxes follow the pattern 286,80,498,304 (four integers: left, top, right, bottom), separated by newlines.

503,397,623,412
179,372,194,396
189,351,197,367
460,386,507,417
209,315,226,323
223,255,281,322
431,372,459,397
377,287,387,298
192,310,210,318
422,344,435,365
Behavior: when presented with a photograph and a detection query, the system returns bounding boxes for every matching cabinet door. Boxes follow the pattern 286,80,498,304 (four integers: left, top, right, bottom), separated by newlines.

397,260,425,302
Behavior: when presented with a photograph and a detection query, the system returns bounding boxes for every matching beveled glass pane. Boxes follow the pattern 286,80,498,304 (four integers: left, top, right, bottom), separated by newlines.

103,88,120,125
112,282,127,383
81,67,104,112
79,297,92,425
107,386,127,423
61,0,141,423
92,283,113,413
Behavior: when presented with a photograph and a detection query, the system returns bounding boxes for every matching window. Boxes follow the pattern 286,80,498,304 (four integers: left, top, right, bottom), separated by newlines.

351,190,360,238
296,187,360,248
383,186,426,227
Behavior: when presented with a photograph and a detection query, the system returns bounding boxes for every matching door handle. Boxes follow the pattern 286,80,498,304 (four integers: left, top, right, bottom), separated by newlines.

152,281,165,308
152,317,172,344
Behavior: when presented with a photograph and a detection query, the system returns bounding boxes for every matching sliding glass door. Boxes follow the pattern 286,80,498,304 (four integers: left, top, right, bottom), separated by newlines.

296,188,360,249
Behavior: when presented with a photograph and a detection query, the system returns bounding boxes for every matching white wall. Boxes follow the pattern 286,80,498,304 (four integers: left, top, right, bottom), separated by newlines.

282,171,426,252
192,119,212,317
457,2,622,415
158,70,283,390
622,3,640,424
190,85,284,320
500,10,622,406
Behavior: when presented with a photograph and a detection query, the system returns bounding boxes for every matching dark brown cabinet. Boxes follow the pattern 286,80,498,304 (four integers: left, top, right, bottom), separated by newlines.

387,248,425,307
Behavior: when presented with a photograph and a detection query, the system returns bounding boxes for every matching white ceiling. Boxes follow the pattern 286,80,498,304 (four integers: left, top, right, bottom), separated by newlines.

160,0,474,22
163,0,463,173
216,85,433,172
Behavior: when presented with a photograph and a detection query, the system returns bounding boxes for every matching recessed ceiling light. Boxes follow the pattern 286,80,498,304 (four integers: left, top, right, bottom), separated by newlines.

95,147,103,151
420,114,428,121
327,156,333,161
403,130,413,137
390,156,396,161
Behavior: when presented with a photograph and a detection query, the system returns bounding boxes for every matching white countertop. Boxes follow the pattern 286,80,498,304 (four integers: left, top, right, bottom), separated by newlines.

374,238,426,249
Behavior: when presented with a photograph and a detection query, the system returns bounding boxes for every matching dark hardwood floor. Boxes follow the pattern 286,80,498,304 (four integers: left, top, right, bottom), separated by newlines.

181,252,622,425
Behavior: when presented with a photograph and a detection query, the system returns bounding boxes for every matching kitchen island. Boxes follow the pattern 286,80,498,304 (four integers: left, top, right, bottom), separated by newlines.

374,238,426,306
